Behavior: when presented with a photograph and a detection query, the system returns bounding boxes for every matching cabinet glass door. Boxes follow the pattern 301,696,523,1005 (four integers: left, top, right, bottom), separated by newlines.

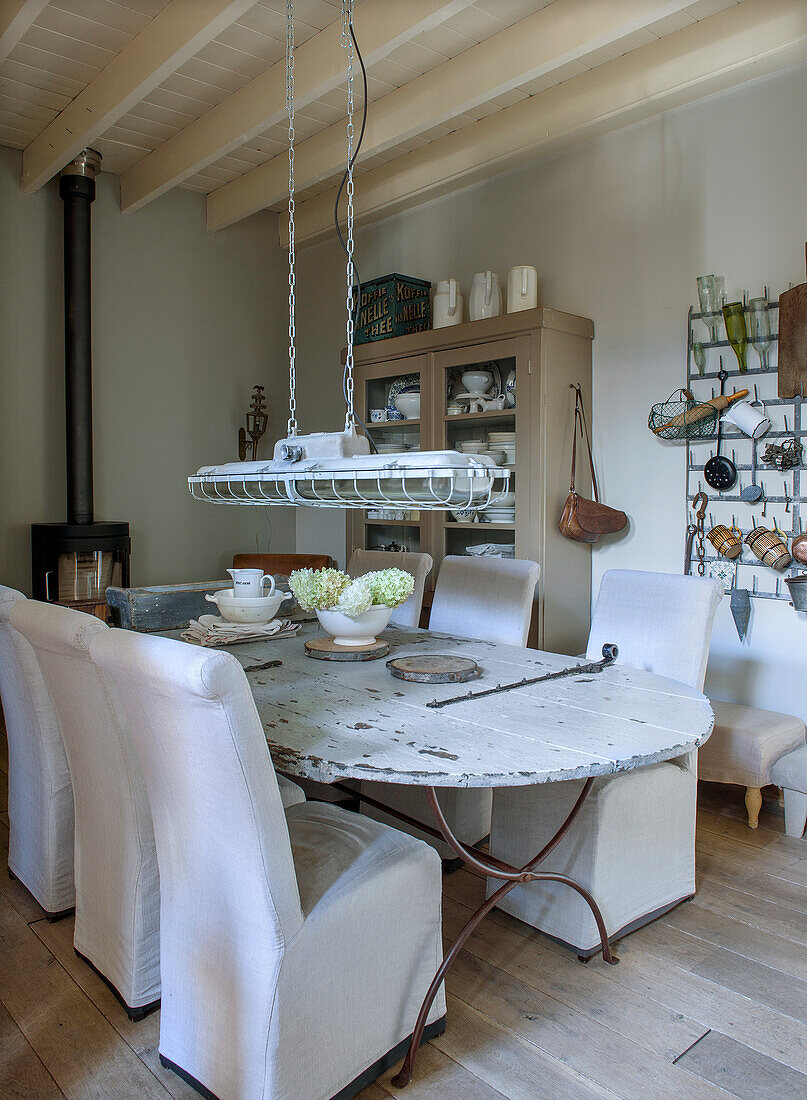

350,354,430,557
431,337,529,571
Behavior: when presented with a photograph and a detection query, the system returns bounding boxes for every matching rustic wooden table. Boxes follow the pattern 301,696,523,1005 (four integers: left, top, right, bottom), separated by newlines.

168,621,714,1087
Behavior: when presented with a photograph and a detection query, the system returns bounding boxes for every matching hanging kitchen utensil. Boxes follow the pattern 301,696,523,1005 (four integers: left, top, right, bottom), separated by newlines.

730,573,751,642
739,436,763,502
649,386,748,440
704,363,738,491
778,243,807,398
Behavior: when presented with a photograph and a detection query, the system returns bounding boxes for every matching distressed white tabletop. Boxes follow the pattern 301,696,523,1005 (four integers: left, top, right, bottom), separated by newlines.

167,624,714,788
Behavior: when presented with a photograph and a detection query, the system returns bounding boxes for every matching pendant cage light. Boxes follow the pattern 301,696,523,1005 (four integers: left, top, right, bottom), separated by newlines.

188,0,510,511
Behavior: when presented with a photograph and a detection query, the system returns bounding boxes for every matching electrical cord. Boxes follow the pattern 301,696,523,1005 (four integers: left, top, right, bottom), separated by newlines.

334,21,376,452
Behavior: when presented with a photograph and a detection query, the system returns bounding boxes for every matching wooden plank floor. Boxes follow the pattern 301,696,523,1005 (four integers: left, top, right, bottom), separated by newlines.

1,729,806,1098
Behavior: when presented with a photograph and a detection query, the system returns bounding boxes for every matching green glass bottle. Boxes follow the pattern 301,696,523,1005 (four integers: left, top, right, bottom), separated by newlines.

722,302,748,373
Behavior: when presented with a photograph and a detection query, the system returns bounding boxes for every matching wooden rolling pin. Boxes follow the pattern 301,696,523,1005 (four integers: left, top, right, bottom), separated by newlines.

652,388,749,435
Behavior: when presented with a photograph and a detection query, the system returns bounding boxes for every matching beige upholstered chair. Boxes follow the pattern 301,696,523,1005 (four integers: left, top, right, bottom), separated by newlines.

361,555,540,863
0,586,75,919
699,702,805,828
347,549,433,628
10,600,161,1018
771,745,807,838
91,627,445,1100
489,570,722,957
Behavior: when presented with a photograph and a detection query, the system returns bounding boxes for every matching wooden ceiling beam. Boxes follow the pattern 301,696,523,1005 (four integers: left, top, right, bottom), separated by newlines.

0,0,47,64
119,0,477,214
283,0,807,248
20,0,255,193
205,0,696,232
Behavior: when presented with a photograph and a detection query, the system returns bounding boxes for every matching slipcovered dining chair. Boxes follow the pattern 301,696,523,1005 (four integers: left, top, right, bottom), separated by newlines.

347,549,433,628
91,628,445,1100
10,599,161,1018
361,555,540,863
0,586,74,919
489,570,722,957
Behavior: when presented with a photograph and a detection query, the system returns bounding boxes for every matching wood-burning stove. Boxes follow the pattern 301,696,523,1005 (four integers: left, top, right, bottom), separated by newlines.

31,149,130,618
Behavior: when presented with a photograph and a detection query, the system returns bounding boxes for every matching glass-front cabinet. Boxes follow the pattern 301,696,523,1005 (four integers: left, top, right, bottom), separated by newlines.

347,307,593,653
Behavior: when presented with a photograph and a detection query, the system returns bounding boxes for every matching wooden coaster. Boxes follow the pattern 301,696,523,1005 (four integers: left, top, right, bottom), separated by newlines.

387,654,481,683
305,636,390,661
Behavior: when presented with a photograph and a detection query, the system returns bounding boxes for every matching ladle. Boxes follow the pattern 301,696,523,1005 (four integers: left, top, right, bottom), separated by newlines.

740,437,763,502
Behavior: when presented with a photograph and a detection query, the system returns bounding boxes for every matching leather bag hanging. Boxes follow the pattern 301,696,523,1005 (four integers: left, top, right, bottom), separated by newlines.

558,384,627,543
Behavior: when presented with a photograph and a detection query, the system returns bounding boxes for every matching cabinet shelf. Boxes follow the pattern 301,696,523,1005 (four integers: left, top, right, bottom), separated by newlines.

363,518,420,527
443,409,516,424
368,418,419,429
443,521,515,531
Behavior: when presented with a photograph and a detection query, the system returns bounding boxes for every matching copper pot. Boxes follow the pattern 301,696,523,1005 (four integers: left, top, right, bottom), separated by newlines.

791,533,807,565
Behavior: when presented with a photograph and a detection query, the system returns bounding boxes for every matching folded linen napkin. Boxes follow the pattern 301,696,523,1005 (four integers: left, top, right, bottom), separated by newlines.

181,614,300,647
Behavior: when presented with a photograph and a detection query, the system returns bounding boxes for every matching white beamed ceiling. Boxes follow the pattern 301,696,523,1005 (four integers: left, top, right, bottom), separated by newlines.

0,0,804,245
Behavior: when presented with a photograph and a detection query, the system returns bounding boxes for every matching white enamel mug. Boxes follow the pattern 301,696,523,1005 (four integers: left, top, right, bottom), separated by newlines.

226,568,276,598
433,278,463,328
721,400,771,439
506,265,538,313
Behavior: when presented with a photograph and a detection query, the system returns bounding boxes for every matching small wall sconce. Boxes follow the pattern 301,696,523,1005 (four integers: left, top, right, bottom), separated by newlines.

238,385,268,461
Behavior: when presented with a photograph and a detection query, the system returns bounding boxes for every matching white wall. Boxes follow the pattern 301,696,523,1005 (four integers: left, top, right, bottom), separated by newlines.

294,60,807,720
0,146,295,592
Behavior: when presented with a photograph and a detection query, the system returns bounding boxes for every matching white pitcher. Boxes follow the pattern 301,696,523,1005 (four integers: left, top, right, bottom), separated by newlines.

469,271,502,321
506,265,538,313
432,278,463,328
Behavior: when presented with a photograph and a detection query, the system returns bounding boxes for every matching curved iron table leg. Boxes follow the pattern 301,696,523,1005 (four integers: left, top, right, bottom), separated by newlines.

391,781,617,1088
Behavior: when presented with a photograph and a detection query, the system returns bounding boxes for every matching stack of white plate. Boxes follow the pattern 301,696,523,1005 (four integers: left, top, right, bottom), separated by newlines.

488,430,515,465
456,440,486,454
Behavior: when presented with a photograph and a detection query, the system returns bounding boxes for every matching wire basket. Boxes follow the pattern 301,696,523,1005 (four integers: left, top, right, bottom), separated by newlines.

648,389,717,441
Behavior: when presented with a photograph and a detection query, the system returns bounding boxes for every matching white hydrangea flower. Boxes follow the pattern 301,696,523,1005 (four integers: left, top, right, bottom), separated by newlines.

363,568,415,608
336,579,374,619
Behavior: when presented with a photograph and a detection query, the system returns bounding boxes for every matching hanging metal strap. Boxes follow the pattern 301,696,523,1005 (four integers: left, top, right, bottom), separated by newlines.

285,0,298,437
426,645,619,709
341,0,356,430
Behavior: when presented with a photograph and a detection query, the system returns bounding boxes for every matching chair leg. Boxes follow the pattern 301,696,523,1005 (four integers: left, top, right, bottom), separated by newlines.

745,786,763,829
782,790,807,839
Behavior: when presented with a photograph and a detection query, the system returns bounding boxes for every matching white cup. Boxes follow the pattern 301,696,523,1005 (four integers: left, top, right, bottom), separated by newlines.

433,278,463,328
721,400,771,439
226,568,276,598
506,265,538,313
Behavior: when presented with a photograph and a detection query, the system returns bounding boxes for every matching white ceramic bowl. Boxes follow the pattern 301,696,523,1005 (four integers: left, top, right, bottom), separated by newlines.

451,508,477,523
461,370,493,395
491,491,516,507
205,588,288,624
394,393,420,419
479,449,506,465
316,605,393,646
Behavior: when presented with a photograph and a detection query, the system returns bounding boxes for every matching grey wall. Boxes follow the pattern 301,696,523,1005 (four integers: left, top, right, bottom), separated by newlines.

294,61,807,721
0,146,294,593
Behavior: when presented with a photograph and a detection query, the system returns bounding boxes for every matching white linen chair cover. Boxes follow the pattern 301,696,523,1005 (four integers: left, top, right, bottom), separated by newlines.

0,586,74,917
91,628,445,1100
347,549,433,628
362,556,540,860
489,570,722,954
10,600,161,1014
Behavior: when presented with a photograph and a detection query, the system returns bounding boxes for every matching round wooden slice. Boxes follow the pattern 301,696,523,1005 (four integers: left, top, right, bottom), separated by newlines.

305,636,390,661
386,654,481,683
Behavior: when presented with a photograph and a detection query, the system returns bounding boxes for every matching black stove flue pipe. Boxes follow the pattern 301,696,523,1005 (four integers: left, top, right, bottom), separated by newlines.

59,149,101,525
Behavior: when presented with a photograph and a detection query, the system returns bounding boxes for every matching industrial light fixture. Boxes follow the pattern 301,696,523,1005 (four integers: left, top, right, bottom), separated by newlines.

188,0,509,511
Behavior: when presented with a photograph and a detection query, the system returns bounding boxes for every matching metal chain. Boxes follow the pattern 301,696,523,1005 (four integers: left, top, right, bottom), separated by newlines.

342,0,355,430
285,0,298,437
